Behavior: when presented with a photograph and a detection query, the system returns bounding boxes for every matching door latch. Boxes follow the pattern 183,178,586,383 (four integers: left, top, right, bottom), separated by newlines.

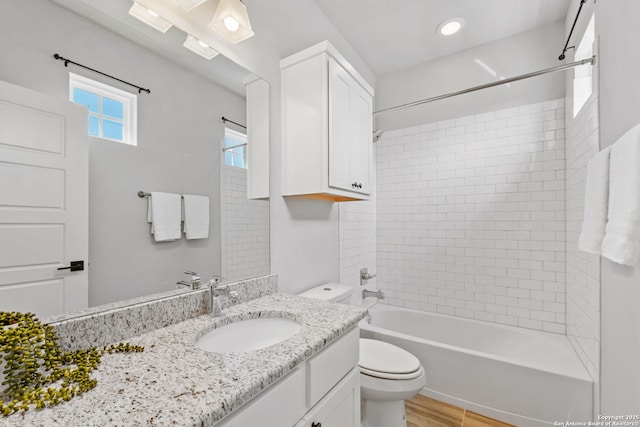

57,260,84,272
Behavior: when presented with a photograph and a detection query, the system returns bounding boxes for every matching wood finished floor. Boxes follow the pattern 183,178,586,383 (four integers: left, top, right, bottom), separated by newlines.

405,395,516,427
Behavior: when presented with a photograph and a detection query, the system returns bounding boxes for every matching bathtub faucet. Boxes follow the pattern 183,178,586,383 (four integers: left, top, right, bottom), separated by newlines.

362,289,385,300
360,268,377,286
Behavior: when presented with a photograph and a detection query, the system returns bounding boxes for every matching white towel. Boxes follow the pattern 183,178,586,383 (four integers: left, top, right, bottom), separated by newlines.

601,123,640,266
578,146,612,254
183,195,210,240
147,192,182,242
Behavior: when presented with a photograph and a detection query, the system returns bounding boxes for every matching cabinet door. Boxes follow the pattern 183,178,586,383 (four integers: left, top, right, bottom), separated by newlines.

328,57,372,196
350,82,372,195
217,366,307,427
296,368,360,427
328,57,353,193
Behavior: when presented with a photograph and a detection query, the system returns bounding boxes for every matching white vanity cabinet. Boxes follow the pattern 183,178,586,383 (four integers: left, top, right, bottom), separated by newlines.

216,328,360,426
295,368,360,427
281,41,374,202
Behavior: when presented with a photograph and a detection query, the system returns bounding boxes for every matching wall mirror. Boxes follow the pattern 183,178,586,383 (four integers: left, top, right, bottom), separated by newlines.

0,0,270,320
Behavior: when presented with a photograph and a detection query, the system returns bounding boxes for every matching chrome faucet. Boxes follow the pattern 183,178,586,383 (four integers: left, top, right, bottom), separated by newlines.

362,289,385,300
208,276,239,317
177,271,202,290
360,268,377,286
177,272,238,316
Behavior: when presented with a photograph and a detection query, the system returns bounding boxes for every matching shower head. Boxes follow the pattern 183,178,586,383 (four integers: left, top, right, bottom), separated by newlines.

373,129,384,143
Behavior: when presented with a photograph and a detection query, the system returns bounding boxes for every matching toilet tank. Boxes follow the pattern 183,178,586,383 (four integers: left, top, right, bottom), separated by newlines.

299,283,352,304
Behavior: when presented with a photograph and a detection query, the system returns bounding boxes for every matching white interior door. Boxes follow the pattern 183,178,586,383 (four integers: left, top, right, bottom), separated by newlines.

0,80,88,318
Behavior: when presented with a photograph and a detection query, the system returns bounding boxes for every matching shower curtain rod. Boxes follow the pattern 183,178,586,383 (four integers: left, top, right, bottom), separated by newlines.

221,116,247,129
53,54,151,94
373,56,596,116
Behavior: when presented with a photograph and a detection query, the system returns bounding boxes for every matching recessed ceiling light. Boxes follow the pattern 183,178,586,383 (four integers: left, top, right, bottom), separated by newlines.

437,18,465,36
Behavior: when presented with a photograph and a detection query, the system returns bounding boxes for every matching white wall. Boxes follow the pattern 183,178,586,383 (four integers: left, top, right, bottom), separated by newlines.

339,146,378,306
375,22,566,131
597,0,640,415
375,99,567,331
0,0,247,305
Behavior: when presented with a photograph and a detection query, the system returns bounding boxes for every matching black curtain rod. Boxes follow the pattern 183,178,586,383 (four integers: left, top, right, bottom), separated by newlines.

559,0,587,60
53,53,151,94
221,116,247,129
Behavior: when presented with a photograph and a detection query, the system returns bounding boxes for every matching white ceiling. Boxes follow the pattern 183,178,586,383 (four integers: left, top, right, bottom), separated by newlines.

49,0,571,90
312,0,571,76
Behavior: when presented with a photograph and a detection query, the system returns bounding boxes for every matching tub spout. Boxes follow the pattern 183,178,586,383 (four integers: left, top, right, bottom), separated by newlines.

362,289,385,299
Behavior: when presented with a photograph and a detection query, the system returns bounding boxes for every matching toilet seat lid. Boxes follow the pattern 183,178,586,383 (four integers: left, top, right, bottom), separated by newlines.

360,365,424,380
359,339,421,375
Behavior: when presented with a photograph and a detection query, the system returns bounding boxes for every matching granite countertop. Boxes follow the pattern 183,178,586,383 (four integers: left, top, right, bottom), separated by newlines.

3,293,367,427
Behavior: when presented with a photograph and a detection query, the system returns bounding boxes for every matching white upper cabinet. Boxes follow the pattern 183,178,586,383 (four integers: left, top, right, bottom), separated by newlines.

245,75,270,199
281,41,374,202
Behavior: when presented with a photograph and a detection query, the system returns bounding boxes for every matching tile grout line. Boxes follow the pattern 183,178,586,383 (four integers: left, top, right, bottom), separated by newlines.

461,409,466,427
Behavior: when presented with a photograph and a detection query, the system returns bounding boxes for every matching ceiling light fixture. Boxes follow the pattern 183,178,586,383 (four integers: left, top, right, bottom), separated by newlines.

183,35,220,60
209,0,255,44
437,18,465,36
169,0,208,12
128,2,172,33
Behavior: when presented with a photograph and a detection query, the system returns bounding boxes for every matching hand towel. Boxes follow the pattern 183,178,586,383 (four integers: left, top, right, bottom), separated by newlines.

183,195,210,240
578,146,612,254
147,192,182,242
601,123,640,266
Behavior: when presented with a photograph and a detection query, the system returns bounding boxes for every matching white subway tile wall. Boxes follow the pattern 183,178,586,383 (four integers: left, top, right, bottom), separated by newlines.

220,166,270,281
375,99,567,333
339,147,377,305
565,92,600,383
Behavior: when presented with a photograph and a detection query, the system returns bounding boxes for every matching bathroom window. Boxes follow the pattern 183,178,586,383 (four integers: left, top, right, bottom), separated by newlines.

573,14,595,117
69,72,137,145
223,127,247,169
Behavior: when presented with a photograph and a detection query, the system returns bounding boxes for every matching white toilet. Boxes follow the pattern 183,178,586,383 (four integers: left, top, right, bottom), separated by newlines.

300,283,427,427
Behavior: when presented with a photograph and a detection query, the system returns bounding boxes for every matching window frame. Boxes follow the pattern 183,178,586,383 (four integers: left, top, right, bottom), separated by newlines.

223,127,248,169
69,72,137,146
572,14,595,118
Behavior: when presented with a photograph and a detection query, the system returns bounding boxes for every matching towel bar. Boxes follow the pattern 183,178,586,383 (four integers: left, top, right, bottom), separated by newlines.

138,191,184,199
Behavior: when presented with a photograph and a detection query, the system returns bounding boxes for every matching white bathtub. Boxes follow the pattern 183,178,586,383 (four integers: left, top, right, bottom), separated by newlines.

359,303,593,426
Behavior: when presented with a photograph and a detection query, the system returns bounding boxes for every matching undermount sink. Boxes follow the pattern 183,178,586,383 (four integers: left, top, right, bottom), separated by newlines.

196,316,302,354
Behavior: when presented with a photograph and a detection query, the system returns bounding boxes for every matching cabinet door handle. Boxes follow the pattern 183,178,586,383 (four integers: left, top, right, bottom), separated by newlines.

351,182,358,188
311,423,322,427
